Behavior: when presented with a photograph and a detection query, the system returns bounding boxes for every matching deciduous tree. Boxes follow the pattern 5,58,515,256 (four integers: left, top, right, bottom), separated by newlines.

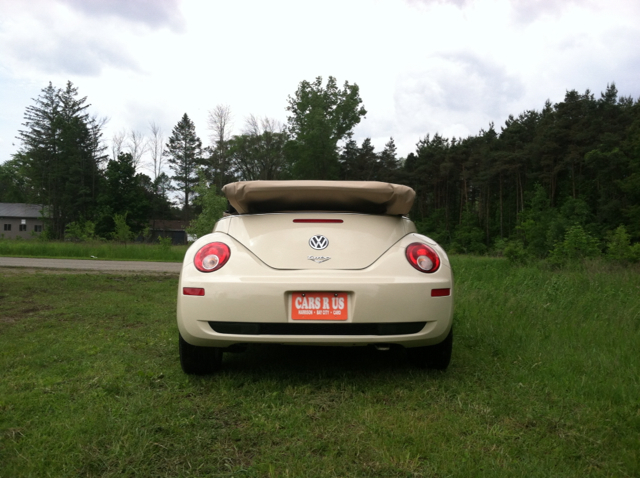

0,158,29,203
229,116,288,180
147,121,165,181
206,104,234,190
97,152,150,236
286,76,366,179
186,171,227,239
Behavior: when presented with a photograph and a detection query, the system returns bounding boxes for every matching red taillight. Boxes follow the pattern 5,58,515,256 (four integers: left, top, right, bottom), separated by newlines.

194,242,231,273
293,219,344,223
431,288,450,297
183,287,205,296
405,242,440,273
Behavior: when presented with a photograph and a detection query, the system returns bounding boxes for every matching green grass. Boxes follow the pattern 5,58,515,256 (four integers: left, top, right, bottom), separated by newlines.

0,257,639,477
0,239,187,262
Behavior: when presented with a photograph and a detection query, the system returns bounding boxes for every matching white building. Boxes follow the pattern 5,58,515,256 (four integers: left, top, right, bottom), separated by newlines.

0,203,44,239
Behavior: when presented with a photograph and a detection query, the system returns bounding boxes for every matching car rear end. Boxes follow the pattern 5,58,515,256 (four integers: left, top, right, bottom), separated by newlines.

177,212,453,353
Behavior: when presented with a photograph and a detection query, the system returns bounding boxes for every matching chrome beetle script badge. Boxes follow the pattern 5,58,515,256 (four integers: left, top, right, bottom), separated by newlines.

308,255,331,263
309,235,329,250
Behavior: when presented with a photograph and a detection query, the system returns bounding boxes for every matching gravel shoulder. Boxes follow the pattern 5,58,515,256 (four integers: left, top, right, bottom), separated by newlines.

0,257,181,274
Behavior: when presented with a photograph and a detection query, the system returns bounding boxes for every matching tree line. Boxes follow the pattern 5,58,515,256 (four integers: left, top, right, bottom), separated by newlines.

0,76,369,239
0,82,175,239
1,78,639,260
397,84,640,261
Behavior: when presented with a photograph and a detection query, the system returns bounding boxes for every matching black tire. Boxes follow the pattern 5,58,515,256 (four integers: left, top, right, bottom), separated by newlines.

179,333,223,374
407,326,453,370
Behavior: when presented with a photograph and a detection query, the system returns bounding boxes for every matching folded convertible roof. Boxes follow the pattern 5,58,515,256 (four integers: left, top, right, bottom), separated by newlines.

221,180,416,216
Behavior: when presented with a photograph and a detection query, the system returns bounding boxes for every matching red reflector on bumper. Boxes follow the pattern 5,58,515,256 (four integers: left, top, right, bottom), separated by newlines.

183,287,205,296
431,288,450,297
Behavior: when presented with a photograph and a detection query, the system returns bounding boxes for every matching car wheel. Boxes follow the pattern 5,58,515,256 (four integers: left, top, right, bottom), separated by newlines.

179,333,223,374
407,326,453,370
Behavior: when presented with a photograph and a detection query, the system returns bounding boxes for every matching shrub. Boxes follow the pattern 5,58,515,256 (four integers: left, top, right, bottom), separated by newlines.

449,209,487,255
548,225,600,266
64,220,97,242
186,171,227,240
515,184,555,258
503,239,530,264
158,236,172,252
141,226,152,243
606,225,640,263
414,208,450,245
112,213,133,243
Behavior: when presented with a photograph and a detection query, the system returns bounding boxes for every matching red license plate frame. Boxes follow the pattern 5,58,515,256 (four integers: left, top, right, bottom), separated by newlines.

291,292,348,321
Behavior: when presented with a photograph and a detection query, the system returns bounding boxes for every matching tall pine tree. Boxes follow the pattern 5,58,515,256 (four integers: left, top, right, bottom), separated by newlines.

17,81,106,238
165,113,202,220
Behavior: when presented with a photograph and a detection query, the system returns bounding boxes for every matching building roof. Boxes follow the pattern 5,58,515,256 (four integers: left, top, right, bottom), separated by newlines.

222,181,416,216
0,203,44,218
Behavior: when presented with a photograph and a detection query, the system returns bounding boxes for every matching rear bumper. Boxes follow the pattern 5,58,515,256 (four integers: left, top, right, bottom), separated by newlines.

177,233,454,348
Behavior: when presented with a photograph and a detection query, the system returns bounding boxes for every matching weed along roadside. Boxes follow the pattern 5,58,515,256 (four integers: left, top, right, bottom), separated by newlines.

0,240,188,263
0,256,639,476
0,256,181,273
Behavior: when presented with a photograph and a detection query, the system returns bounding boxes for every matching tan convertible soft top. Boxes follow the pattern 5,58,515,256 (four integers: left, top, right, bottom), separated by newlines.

221,180,416,215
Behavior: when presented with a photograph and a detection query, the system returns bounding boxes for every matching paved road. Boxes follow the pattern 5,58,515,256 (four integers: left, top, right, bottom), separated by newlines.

0,257,181,273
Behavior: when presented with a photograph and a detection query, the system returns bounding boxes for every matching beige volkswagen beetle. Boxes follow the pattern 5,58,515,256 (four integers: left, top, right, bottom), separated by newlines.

177,180,454,373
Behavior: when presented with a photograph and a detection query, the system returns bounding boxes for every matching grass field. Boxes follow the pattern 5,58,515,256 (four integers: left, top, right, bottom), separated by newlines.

0,257,639,477
0,239,187,262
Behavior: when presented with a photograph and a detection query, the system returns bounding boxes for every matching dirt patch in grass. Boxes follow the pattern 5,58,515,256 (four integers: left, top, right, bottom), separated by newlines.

2,428,25,442
5,307,52,320
0,305,54,323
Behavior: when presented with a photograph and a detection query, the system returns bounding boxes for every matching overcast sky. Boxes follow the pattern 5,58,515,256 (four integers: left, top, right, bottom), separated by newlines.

1,0,639,172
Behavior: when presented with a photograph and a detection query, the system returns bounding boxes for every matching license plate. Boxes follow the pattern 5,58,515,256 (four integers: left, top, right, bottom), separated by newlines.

291,292,348,321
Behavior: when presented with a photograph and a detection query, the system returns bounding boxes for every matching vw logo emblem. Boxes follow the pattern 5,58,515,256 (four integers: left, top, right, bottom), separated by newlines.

309,235,329,250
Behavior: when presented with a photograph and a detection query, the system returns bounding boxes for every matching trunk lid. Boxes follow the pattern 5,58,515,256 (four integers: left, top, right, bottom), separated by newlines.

224,213,414,270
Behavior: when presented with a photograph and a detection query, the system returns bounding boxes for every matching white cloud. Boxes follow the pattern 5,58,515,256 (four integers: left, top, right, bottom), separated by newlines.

393,53,524,143
0,2,144,77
